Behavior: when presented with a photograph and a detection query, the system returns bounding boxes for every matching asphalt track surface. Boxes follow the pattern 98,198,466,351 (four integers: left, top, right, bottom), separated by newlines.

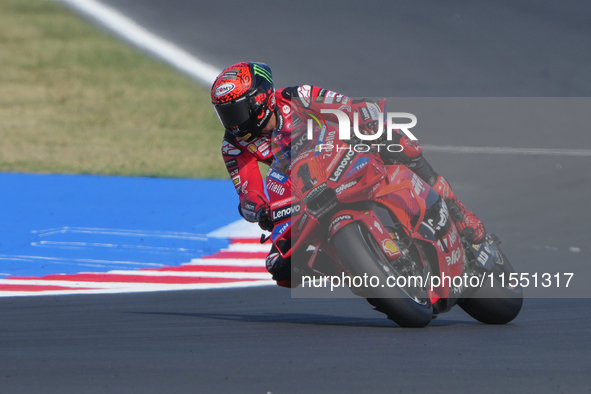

4,1,591,393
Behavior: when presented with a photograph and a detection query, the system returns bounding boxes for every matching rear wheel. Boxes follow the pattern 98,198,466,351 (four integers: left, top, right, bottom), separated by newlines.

460,249,523,324
332,222,433,328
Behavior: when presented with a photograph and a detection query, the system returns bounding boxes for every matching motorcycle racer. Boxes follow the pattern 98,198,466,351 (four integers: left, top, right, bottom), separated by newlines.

211,62,486,286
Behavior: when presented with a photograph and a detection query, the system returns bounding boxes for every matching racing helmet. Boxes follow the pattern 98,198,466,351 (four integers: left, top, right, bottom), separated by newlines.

211,62,275,140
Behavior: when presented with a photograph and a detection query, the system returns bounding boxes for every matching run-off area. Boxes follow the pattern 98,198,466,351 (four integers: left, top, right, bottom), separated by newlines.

0,173,272,296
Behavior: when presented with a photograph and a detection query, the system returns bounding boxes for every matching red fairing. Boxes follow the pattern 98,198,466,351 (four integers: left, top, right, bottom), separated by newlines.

221,85,394,285
222,86,423,205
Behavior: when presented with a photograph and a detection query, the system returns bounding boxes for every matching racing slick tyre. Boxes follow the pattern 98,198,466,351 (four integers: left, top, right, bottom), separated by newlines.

332,222,433,328
459,249,523,324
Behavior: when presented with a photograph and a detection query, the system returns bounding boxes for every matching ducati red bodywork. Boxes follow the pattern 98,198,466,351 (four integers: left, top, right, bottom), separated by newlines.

267,129,466,310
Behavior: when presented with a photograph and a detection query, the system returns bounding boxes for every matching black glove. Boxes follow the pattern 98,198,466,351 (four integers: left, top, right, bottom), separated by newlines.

239,190,273,231
352,100,384,137
257,206,274,232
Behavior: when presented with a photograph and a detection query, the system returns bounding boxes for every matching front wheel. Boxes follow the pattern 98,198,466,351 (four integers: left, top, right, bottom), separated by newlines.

332,223,433,328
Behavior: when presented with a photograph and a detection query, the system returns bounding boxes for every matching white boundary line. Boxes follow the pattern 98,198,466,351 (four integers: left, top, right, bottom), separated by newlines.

0,280,276,297
106,270,271,279
56,0,221,86
422,145,591,157
55,0,589,158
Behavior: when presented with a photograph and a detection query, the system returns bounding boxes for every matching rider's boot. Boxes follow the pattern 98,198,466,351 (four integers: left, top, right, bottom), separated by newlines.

377,137,486,244
431,175,486,244
266,250,292,288
266,241,296,288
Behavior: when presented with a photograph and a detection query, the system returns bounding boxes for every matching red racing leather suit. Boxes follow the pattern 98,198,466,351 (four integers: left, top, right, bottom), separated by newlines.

222,85,429,222
221,85,485,285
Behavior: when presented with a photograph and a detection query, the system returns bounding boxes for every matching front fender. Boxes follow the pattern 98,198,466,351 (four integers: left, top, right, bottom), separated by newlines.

328,208,402,260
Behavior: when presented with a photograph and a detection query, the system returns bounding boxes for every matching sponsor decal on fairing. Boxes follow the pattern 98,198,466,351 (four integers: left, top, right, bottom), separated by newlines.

345,157,369,178
381,239,400,258
328,150,357,182
335,179,358,194
328,214,353,235
272,221,291,241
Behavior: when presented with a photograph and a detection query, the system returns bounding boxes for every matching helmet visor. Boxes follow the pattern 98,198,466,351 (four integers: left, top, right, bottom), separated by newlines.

214,98,253,132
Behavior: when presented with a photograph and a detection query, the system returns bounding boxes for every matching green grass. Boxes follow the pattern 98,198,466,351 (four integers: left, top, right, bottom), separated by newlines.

0,0,227,178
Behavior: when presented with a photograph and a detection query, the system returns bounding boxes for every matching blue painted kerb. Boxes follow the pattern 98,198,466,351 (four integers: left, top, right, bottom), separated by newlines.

0,173,240,277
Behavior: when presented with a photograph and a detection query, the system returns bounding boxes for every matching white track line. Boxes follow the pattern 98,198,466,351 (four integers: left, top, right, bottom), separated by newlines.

34,227,208,240
422,145,591,157
107,270,271,279
187,258,265,267
56,0,221,86
0,254,163,267
0,279,176,289
0,280,276,297
56,1,589,159
208,220,269,238
224,243,271,253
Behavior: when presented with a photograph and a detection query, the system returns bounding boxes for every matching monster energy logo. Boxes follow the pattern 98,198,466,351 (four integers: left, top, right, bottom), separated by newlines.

253,64,272,83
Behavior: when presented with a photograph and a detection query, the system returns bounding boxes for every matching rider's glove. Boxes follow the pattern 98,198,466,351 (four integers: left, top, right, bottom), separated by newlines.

351,100,385,137
239,190,273,231
257,206,274,232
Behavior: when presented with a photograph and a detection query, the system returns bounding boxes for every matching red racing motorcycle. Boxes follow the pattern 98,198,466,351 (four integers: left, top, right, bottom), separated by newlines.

265,123,523,328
